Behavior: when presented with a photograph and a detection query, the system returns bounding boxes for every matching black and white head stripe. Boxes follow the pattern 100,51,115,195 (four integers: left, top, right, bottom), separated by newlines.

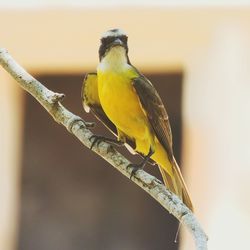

99,28,129,61
101,28,127,39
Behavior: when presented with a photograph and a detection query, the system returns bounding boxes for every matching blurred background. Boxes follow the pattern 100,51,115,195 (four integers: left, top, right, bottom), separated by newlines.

1,1,250,250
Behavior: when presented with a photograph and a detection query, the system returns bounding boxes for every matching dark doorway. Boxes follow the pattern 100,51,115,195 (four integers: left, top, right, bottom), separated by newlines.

18,72,183,250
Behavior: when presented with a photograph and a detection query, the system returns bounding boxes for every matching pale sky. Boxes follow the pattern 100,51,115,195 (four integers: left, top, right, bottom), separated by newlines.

0,0,250,8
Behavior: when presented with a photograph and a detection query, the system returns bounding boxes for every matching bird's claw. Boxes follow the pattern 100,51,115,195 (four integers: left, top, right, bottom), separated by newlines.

126,163,142,179
89,135,123,150
89,135,104,150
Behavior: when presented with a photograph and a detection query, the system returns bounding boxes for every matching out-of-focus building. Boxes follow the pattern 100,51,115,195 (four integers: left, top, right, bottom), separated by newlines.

1,2,250,250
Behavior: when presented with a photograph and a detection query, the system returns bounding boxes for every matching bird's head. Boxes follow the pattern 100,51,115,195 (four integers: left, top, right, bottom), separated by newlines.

99,28,129,62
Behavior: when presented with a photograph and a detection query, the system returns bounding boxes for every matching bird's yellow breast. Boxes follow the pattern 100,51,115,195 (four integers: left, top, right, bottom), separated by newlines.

97,69,148,140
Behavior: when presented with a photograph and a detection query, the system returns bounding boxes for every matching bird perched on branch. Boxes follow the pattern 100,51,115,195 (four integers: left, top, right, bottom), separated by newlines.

82,28,193,211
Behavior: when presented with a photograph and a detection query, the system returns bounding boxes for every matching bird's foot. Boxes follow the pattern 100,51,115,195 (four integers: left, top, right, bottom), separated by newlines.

89,135,123,150
126,162,145,179
127,148,154,179
67,117,95,132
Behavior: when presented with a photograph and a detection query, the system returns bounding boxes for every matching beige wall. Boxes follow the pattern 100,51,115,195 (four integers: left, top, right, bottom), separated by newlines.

182,21,250,249
0,69,24,250
1,8,250,74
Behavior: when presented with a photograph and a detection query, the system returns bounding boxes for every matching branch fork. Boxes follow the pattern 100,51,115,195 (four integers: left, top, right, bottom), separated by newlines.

48,92,65,104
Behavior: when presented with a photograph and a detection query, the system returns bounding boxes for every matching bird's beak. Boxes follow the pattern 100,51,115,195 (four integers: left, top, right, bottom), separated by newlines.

110,38,125,48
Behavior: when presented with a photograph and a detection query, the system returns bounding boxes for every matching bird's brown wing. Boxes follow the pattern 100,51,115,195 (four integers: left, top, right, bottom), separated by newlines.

132,75,174,161
133,74,193,211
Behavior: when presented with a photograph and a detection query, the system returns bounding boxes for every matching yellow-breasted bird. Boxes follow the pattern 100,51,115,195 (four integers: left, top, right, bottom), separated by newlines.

82,28,193,211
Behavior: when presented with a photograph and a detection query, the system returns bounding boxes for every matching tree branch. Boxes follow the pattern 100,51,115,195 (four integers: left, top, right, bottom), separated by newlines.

0,48,208,250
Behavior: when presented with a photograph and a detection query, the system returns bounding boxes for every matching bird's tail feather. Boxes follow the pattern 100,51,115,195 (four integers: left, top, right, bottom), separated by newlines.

158,158,193,211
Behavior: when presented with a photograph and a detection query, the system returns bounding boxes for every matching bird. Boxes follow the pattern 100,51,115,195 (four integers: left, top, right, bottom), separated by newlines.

82,28,193,211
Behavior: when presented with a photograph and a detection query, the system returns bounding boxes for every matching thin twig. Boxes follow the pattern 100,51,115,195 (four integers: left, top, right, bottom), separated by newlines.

0,48,208,250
